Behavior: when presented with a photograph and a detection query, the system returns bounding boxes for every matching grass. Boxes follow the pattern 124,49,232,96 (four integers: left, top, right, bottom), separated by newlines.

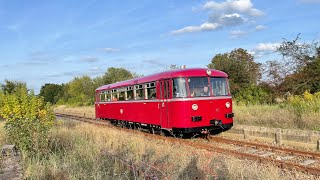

234,104,320,130
54,105,95,118
19,119,317,179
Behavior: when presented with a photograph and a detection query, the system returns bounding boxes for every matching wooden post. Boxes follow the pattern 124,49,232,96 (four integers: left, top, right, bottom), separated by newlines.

243,129,248,139
275,129,282,145
317,140,320,151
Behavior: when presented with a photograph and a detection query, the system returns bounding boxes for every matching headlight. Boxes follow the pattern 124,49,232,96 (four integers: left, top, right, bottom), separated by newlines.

192,104,198,111
226,102,231,108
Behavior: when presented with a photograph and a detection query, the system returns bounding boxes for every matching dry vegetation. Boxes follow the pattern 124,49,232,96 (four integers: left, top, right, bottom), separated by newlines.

16,119,317,179
54,105,95,118
234,105,320,130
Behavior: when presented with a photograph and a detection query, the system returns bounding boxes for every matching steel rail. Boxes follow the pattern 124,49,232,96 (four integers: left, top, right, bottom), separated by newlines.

210,136,320,160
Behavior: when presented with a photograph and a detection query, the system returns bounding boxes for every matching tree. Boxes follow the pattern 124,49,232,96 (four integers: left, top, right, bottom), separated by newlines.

208,48,261,95
266,34,320,94
102,67,135,85
65,76,96,105
39,83,63,104
1,80,27,94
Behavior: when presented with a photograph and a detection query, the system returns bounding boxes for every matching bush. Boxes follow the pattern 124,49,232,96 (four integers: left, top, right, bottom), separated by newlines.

286,91,320,114
0,86,55,155
234,85,269,105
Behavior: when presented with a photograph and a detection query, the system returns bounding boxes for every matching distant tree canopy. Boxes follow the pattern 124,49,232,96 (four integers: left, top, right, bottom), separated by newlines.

265,35,320,94
39,67,137,106
102,67,135,85
208,48,261,95
39,84,63,104
1,80,27,94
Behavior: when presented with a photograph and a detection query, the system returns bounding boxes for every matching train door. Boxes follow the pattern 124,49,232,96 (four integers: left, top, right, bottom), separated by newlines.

160,79,171,128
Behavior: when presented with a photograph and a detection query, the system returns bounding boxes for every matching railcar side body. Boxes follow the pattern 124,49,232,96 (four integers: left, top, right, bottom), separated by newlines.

95,68,233,135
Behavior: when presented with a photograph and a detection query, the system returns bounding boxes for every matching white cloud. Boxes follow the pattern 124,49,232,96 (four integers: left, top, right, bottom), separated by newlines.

251,42,279,58
203,0,264,17
255,25,266,31
209,13,246,26
255,43,279,51
82,56,99,63
171,0,264,35
229,30,247,38
171,22,220,35
102,48,120,52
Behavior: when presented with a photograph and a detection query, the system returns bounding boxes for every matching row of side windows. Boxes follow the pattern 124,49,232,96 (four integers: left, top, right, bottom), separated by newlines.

99,82,156,102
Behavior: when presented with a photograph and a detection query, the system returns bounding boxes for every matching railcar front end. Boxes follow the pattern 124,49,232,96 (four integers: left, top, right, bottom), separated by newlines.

169,76,233,135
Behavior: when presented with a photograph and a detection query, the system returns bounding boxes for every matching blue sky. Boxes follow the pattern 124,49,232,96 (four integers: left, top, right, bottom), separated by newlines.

0,0,320,93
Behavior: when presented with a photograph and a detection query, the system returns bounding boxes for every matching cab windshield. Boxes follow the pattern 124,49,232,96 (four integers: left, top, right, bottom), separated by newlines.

172,77,230,98
210,77,229,96
188,77,210,97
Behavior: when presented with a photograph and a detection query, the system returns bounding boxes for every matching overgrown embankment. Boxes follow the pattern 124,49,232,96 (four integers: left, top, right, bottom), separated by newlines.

235,91,320,131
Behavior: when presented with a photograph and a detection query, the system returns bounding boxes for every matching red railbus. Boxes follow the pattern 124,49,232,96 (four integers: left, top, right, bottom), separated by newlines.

95,68,233,136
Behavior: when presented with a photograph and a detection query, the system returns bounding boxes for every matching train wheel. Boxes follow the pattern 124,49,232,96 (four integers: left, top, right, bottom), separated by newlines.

151,128,155,134
159,130,165,136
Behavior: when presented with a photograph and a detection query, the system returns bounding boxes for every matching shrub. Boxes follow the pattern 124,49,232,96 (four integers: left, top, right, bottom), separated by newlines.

0,86,55,155
286,90,320,114
235,85,269,105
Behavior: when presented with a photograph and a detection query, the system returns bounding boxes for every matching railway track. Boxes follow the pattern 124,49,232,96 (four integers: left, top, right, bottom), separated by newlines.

55,113,320,176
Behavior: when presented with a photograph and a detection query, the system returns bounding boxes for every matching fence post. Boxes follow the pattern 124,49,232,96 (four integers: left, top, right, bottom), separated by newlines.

243,129,248,139
275,128,282,145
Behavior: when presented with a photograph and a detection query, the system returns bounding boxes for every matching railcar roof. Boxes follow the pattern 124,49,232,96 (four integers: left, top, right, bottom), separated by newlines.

96,68,228,91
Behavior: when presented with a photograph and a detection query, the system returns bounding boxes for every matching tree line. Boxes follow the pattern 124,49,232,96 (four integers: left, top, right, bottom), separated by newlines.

1,35,319,106
208,35,320,105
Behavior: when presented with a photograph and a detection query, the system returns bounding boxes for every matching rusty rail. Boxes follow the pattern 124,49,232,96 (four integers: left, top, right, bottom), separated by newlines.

210,136,320,160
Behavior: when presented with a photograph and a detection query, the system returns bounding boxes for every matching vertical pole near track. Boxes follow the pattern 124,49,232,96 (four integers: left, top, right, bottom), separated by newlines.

243,129,248,139
317,140,320,151
275,128,282,145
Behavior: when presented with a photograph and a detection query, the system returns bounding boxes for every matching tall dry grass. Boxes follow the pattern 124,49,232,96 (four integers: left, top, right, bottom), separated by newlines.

21,119,316,179
234,91,320,130
54,105,95,118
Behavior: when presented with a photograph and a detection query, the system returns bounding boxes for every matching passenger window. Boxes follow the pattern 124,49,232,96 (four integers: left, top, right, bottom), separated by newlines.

146,82,156,99
119,91,125,101
126,86,134,100
135,85,145,100
106,92,111,102
100,92,105,102
111,89,118,101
